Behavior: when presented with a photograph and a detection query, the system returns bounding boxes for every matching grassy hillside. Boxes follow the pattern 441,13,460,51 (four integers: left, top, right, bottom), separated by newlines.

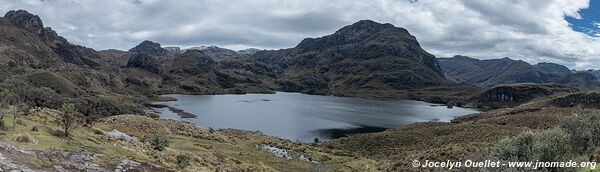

0,108,376,171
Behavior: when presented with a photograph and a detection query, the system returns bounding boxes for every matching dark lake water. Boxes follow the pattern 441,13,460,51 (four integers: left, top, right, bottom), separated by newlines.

153,92,479,142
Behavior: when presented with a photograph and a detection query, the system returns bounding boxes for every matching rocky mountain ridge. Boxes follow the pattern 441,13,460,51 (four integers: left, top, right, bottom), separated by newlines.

438,55,599,87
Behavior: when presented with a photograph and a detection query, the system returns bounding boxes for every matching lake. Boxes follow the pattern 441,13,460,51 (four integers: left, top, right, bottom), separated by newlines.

152,92,479,142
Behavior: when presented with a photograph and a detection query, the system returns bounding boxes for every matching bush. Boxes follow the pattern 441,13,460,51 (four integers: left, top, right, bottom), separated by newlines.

492,128,572,164
16,119,25,126
31,126,39,132
15,133,35,143
150,135,169,151
492,131,535,161
148,113,160,119
0,118,6,131
208,127,215,133
73,96,143,122
560,113,600,154
176,155,190,169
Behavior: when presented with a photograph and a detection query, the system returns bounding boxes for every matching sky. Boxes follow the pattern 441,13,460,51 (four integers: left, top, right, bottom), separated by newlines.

1,0,599,69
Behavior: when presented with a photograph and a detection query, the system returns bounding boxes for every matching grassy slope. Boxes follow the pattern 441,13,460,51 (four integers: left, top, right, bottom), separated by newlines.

0,109,375,171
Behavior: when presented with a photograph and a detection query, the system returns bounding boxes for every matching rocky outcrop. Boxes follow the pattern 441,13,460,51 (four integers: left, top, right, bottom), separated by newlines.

129,40,168,57
278,73,330,95
171,50,214,75
3,10,45,37
0,10,100,67
468,83,579,109
126,53,162,74
551,92,600,108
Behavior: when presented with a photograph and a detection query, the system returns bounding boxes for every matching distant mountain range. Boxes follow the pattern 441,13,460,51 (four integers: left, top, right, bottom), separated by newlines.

113,19,449,96
438,55,600,88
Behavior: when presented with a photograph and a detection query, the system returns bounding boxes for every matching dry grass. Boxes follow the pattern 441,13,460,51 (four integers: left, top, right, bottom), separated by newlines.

15,132,36,143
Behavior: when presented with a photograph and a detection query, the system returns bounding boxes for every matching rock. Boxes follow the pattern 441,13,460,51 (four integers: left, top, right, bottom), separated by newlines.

468,83,579,109
551,92,600,108
129,40,168,57
3,10,45,37
171,49,215,75
115,158,141,172
126,53,163,74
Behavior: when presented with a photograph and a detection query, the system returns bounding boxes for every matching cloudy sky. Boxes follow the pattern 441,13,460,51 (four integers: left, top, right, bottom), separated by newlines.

1,0,599,69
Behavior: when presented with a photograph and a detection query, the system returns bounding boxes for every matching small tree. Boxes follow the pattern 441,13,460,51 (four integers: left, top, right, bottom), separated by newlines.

57,103,82,138
0,91,8,130
12,103,29,131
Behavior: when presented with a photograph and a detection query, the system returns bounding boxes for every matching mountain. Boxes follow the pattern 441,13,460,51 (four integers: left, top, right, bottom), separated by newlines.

129,40,169,57
535,62,571,75
253,20,448,95
0,10,146,118
438,55,598,87
237,48,261,55
0,10,100,68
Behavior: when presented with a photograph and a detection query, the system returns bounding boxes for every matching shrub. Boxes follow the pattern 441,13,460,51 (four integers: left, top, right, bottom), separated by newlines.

560,113,600,155
492,128,572,164
533,128,572,163
0,119,6,131
15,133,35,143
16,119,25,126
208,127,215,133
31,126,39,132
148,113,160,119
150,135,169,151
176,155,190,169
492,131,535,161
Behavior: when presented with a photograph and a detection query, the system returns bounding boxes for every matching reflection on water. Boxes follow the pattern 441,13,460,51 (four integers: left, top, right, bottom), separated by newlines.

153,92,479,142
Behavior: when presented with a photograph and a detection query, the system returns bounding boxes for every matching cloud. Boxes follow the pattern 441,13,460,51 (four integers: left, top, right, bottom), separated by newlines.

1,0,599,69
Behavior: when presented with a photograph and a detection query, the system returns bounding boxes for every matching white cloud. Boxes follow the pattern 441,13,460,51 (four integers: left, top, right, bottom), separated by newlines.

0,0,599,69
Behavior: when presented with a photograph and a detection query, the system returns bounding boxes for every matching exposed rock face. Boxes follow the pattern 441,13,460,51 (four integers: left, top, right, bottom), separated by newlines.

468,83,579,109
254,20,447,95
126,53,162,74
190,46,240,61
3,10,45,37
129,40,168,57
237,48,261,55
551,92,600,108
0,10,100,67
172,50,214,75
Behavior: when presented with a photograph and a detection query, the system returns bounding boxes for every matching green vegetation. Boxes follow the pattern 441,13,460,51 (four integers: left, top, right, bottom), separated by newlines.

57,103,83,138
0,109,375,171
176,155,190,169
150,135,169,151
490,112,600,171
560,113,600,155
492,128,572,163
